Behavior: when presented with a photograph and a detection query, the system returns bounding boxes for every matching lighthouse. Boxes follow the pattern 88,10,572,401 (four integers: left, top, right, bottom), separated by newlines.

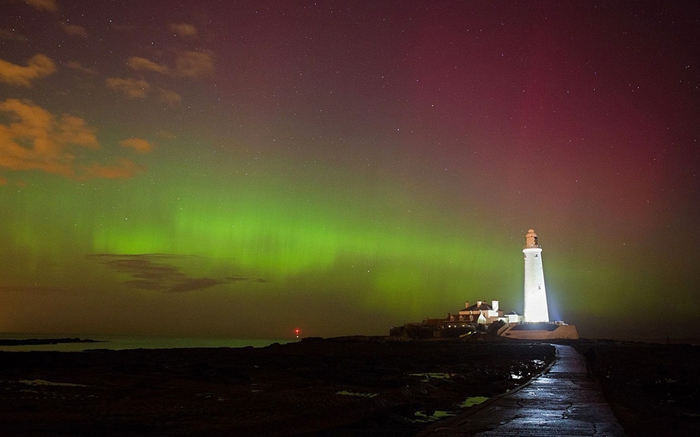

523,229,549,323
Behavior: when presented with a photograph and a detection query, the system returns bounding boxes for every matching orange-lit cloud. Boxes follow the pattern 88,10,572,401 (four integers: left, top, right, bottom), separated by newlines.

0,54,56,87
0,28,28,42
169,23,198,37
62,23,88,37
158,88,182,105
0,99,141,180
0,99,97,177
0,176,7,185
175,51,213,78
22,0,57,12
105,76,180,105
106,77,150,98
83,159,142,180
120,138,154,154
66,60,96,75
127,56,169,74
124,52,214,80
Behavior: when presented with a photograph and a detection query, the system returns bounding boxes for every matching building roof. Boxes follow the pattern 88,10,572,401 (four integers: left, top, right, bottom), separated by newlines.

462,302,493,311
422,318,444,326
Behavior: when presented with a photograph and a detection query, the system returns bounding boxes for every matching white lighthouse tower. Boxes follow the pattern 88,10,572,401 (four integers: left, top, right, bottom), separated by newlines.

523,228,549,323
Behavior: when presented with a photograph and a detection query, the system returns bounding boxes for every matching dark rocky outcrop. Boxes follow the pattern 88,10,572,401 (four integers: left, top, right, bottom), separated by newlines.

0,337,554,436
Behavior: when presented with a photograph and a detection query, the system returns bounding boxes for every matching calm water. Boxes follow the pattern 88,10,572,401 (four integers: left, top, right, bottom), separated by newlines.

0,333,295,352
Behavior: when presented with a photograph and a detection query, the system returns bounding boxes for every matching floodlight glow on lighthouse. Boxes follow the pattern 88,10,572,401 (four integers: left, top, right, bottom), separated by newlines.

523,229,550,323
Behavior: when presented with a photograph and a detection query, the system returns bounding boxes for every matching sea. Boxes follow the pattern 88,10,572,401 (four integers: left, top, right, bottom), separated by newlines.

0,333,296,352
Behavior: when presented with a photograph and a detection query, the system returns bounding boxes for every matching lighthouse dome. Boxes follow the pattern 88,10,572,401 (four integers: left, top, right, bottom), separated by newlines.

525,229,539,248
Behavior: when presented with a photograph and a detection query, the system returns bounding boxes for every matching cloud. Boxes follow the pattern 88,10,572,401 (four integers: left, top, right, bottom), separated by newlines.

0,99,97,177
120,137,154,154
22,0,57,12
127,56,169,74
157,130,177,140
62,23,88,37
89,254,232,293
66,60,96,75
158,88,182,105
0,54,56,87
0,28,28,42
110,50,212,105
0,99,142,179
106,76,180,105
82,159,141,180
175,51,214,78
0,176,7,185
169,23,198,37
106,77,150,98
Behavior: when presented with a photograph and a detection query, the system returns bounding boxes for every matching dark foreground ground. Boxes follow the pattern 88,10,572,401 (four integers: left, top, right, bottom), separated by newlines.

574,339,700,437
1,337,698,436
0,337,552,436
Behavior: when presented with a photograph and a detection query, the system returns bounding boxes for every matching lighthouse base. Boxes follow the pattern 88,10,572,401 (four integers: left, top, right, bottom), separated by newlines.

500,322,579,340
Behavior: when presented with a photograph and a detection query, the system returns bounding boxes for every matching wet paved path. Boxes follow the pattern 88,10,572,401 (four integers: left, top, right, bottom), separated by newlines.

417,344,626,436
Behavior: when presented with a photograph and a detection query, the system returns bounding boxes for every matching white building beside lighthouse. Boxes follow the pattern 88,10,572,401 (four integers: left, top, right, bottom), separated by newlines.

391,226,579,340
523,228,549,323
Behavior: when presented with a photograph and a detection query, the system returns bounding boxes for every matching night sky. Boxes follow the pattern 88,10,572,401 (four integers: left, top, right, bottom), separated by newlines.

1,0,699,341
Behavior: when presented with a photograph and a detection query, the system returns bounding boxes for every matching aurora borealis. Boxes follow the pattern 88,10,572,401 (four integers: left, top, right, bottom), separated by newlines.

1,0,699,340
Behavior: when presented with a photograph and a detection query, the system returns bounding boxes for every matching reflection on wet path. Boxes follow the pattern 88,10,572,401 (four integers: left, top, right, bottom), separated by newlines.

416,344,626,436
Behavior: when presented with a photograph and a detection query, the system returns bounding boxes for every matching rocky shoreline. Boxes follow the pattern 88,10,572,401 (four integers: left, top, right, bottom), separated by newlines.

0,336,553,436
0,336,698,436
